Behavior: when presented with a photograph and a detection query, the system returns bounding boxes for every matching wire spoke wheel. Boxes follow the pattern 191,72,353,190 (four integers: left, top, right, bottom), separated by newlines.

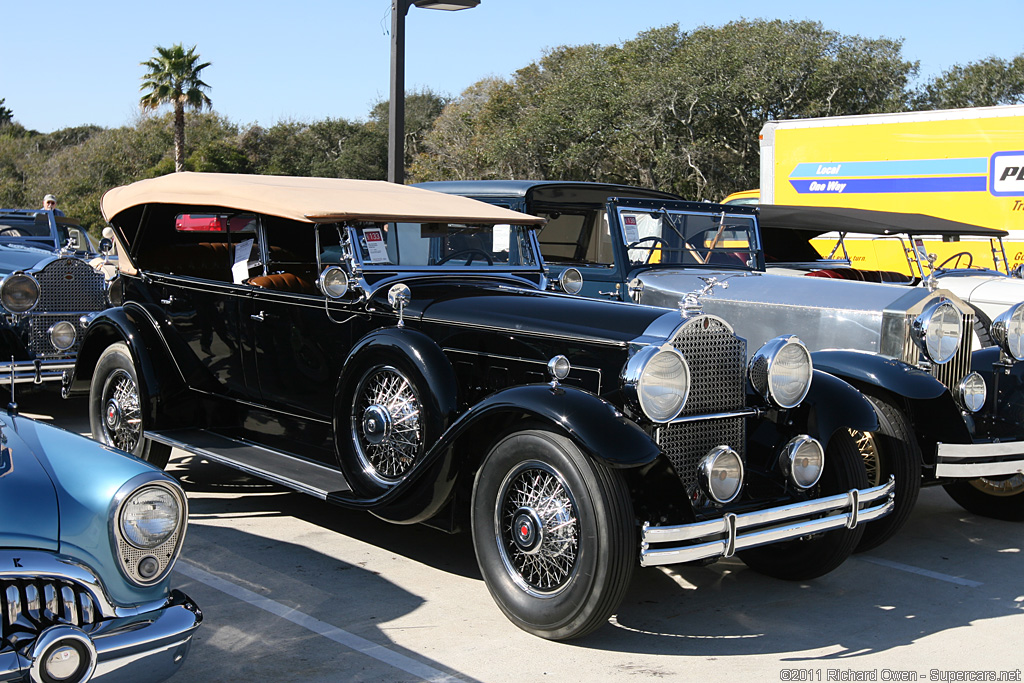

968,474,1024,497
851,428,881,486
351,365,423,485
101,368,142,452
497,462,579,595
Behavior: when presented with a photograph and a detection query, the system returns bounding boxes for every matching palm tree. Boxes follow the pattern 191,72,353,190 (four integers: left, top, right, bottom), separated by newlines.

139,44,212,172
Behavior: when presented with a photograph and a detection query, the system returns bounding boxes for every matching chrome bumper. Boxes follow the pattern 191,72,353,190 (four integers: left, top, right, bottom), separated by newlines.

0,359,75,385
0,590,201,683
935,441,1024,478
640,477,895,568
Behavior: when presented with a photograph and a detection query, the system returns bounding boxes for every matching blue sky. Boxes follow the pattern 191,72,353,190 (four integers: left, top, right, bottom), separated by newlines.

2,0,1022,133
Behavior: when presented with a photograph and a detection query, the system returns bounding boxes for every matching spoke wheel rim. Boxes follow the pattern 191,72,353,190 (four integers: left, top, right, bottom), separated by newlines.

851,428,881,486
969,473,1024,497
101,368,141,452
495,460,580,597
351,365,423,485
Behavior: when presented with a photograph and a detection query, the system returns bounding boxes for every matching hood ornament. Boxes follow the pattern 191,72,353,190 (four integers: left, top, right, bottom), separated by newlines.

680,276,728,318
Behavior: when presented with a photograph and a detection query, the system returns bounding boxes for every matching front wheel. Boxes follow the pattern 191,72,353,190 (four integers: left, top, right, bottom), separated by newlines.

945,475,1024,521
471,428,634,640
89,342,171,468
738,429,867,580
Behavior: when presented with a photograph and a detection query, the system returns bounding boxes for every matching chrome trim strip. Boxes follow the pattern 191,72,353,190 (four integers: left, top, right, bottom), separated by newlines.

664,408,761,425
639,477,895,568
935,441,1024,478
0,360,75,384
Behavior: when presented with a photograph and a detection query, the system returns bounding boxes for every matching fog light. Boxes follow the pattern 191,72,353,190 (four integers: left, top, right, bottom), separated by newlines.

779,435,825,489
699,446,744,503
29,626,96,683
49,321,77,351
138,555,161,580
957,372,987,413
556,268,583,294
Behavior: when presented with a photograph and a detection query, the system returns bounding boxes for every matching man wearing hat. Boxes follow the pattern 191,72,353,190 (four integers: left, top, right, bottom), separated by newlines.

41,194,65,216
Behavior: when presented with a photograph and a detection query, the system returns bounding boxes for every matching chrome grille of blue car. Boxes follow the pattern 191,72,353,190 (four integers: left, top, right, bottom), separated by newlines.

2,578,97,640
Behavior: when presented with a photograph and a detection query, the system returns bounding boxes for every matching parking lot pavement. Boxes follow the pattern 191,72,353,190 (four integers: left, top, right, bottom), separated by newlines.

19,393,1024,682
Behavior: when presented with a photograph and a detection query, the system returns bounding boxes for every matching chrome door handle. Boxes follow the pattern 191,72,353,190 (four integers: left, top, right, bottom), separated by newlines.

160,296,175,305
251,311,265,322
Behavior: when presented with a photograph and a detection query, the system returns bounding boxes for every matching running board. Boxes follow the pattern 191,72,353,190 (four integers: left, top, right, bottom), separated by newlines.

148,428,352,498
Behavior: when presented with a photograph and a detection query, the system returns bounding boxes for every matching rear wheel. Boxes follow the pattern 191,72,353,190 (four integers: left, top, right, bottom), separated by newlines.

471,428,634,640
89,342,171,468
738,429,867,580
851,395,922,551
945,475,1024,521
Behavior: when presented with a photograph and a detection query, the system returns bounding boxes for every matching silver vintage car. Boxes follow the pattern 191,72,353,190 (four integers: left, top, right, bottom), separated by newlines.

421,180,1024,550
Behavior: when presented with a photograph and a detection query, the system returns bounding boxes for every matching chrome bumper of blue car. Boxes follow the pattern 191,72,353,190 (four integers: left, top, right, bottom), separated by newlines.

935,441,1024,478
640,477,896,568
0,590,201,683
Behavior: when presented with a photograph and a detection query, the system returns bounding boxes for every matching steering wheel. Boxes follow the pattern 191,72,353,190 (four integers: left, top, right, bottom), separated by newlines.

436,248,494,266
937,251,973,269
626,236,668,264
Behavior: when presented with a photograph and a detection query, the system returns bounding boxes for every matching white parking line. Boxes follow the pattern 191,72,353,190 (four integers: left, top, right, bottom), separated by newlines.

175,560,463,682
859,556,984,587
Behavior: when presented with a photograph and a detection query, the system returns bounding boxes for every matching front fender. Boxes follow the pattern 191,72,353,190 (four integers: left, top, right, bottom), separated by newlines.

797,370,879,441
811,349,948,400
331,384,659,524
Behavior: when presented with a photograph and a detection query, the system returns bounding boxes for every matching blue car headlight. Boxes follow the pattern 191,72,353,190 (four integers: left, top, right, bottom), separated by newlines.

113,477,187,586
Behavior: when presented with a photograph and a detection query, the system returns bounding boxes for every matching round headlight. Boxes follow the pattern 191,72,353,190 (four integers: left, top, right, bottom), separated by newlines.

0,273,40,314
120,485,181,549
318,266,350,299
992,302,1024,361
749,336,813,409
779,435,824,489
912,299,962,364
558,268,583,295
48,321,76,351
547,355,570,381
622,345,690,423
699,446,744,504
957,372,987,413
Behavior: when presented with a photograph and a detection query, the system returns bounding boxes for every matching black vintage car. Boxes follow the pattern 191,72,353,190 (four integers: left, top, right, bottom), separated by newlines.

0,209,110,386
419,180,1024,550
64,172,893,640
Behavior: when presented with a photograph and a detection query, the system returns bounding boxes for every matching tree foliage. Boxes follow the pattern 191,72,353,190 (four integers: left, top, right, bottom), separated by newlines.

139,44,213,172
913,55,1024,109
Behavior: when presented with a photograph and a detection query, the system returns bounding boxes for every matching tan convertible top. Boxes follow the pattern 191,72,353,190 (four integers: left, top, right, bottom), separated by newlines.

101,172,547,226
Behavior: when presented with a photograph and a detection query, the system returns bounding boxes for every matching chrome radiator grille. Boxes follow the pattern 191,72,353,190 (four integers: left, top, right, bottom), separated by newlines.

899,310,973,393
35,258,106,312
2,578,97,640
27,314,82,357
669,315,746,415
658,417,746,496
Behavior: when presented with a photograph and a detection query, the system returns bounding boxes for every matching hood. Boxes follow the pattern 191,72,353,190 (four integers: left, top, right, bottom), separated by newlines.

0,244,58,274
936,273,1022,321
631,267,957,353
0,412,60,550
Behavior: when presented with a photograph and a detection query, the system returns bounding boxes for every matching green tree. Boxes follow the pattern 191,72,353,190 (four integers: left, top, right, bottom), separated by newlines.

913,55,1024,109
0,98,12,128
139,44,212,172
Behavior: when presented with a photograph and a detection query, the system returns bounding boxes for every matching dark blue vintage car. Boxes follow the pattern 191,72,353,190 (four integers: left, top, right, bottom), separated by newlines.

420,180,1024,550
0,210,110,386
63,172,893,640
0,403,201,682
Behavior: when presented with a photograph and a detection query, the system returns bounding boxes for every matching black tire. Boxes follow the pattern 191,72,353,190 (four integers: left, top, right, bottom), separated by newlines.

338,356,440,496
968,304,994,349
945,475,1024,521
90,342,171,468
471,428,634,640
851,395,922,551
738,429,867,580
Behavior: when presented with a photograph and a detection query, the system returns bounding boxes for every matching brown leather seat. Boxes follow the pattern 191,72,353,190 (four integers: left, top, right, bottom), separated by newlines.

248,272,317,294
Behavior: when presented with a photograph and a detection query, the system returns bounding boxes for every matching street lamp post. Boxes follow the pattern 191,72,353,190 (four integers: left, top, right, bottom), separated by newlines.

388,0,480,184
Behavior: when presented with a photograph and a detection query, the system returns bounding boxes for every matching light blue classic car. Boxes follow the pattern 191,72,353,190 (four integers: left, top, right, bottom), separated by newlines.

0,404,201,682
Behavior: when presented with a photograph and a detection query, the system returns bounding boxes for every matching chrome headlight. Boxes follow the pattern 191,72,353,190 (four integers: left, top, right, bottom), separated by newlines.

0,272,40,314
48,321,76,351
779,435,824,489
621,345,690,423
911,299,962,364
554,268,583,295
992,302,1024,361
749,336,813,409
318,266,350,299
114,478,186,586
699,446,744,503
957,372,987,413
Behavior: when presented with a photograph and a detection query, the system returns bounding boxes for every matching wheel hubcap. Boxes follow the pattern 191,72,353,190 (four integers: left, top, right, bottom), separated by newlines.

361,405,392,445
351,366,422,485
105,399,121,430
496,461,579,596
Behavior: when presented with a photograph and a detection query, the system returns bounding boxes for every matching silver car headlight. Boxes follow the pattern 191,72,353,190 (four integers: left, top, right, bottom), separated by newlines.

48,321,77,351
779,435,824,489
114,478,187,586
699,446,744,504
749,336,813,409
991,302,1024,361
912,299,962,365
621,345,690,423
0,272,40,314
957,372,987,413
318,266,350,299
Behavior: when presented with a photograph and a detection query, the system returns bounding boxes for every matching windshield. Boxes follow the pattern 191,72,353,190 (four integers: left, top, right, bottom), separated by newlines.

320,221,540,270
0,213,94,252
616,207,759,269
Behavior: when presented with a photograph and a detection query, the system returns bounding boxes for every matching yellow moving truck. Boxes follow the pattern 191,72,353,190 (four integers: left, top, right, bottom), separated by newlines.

759,105,1024,272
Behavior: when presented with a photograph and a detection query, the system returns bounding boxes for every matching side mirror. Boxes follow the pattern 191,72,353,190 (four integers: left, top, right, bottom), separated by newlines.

99,237,113,256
